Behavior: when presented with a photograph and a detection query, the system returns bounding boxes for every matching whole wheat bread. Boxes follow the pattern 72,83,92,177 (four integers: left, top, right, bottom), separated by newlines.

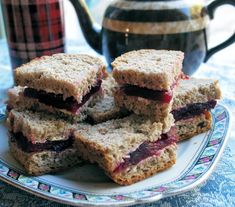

112,49,184,91
7,86,102,123
173,78,221,110
176,112,212,141
114,88,174,131
111,145,176,185
15,53,107,102
7,109,75,143
74,115,176,185
87,75,130,124
87,95,130,124
9,138,82,175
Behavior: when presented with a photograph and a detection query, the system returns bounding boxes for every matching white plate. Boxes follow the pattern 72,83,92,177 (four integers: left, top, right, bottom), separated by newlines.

0,104,231,206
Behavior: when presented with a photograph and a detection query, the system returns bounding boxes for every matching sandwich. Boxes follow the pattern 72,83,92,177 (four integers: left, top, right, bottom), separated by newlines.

6,109,82,175
172,78,221,141
87,77,221,141
112,49,184,131
86,75,129,124
74,114,177,185
7,86,88,122
12,54,107,122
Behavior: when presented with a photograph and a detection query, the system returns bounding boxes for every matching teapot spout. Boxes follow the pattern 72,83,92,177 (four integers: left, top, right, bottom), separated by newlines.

69,0,102,54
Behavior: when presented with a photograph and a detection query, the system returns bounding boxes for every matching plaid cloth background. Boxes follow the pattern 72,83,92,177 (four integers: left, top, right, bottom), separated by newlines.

1,0,65,69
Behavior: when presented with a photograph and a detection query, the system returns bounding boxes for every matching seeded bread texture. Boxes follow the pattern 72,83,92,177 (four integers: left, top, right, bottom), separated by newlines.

7,87,102,123
110,144,176,185
87,75,129,124
87,95,130,124
7,109,75,143
112,50,184,91
75,124,176,185
176,112,212,141
113,88,174,132
173,78,221,110
75,115,163,171
101,74,117,96
9,140,82,175
15,53,107,102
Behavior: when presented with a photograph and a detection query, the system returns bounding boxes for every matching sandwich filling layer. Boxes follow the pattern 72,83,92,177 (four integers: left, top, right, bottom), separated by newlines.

120,73,185,103
113,128,178,174
11,132,74,153
23,80,102,114
172,100,216,121
121,85,172,103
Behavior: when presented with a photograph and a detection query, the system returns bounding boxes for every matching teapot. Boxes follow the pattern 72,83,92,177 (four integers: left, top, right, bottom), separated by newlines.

69,0,235,75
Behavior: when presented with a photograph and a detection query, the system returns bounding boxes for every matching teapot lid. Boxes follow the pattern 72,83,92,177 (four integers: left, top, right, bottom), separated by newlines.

104,0,209,35
111,0,205,10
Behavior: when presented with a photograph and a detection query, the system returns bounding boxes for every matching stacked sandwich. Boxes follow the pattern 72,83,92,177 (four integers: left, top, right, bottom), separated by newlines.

74,50,184,185
172,78,221,141
88,52,221,142
80,50,221,185
8,54,106,122
6,54,107,175
5,50,222,185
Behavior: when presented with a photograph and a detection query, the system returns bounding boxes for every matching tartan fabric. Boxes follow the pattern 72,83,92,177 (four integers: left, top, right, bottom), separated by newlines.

1,0,65,69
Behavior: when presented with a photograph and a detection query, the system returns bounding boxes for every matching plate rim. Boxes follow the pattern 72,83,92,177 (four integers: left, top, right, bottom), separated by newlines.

0,103,232,206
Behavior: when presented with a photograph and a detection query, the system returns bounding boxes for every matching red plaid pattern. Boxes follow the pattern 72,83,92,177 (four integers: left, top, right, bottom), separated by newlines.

1,0,65,69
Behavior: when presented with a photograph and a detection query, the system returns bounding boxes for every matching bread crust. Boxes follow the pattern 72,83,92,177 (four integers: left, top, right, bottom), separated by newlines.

110,144,177,185
113,88,174,132
173,78,222,110
6,109,75,143
7,87,102,123
112,49,184,91
75,115,163,167
9,140,82,176
14,53,107,102
86,74,130,123
176,112,212,141
87,95,130,124
75,130,176,185
100,74,117,96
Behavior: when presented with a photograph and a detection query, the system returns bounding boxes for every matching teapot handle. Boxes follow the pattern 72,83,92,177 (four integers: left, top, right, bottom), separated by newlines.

204,0,235,62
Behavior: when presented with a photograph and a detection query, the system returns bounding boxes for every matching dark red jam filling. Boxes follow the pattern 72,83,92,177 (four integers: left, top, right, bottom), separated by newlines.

171,100,217,122
11,132,74,153
113,127,178,174
121,85,172,103
23,80,102,114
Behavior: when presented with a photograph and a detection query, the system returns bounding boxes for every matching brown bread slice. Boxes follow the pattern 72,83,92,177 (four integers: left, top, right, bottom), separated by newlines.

74,115,177,185
113,88,174,131
15,53,107,102
172,78,221,140
112,49,184,91
176,112,212,141
87,95,130,124
9,138,81,175
112,145,176,185
7,110,82,175
6,109,75,143
7,86,101,123
86,75,130,124
173,78,221,110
